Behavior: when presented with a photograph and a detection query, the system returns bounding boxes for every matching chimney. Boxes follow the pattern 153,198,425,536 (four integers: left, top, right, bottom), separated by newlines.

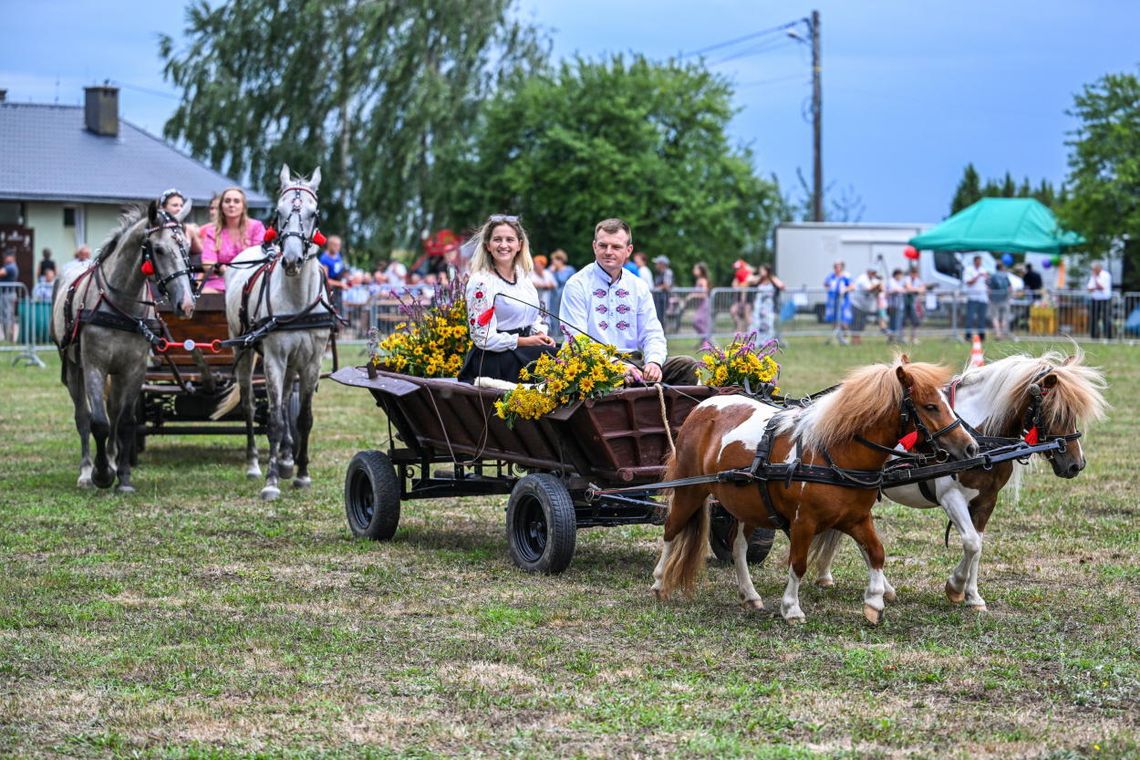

84,85,119,137
0,90,7,103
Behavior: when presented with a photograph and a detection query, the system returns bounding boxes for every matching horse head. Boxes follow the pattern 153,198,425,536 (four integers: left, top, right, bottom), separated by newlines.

1025,352,1109,478
274,164,323,277
145,200,196,318
896,356,979,461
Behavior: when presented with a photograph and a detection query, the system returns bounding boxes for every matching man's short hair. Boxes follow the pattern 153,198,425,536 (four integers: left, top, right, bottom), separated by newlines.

594,218,632,246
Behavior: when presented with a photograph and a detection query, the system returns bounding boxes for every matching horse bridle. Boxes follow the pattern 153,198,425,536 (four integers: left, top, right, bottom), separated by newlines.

853,383,963,464
142,211,197,301
270,185,322,259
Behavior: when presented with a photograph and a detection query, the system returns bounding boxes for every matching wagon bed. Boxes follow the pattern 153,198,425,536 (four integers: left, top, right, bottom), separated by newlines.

332,366,774,573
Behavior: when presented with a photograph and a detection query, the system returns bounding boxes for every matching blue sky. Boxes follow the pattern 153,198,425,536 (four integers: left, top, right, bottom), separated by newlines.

4,1,1138,224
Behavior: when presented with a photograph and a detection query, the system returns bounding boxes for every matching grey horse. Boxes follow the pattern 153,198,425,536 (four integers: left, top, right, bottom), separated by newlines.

221,165,336,500
51,202,197,491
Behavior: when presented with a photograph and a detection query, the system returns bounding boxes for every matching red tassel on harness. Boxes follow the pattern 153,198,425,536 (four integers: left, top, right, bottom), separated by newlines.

897,430,920,451
477,306,495,326
263,227,277,242
140,259,155,276
312,230,327,247
1024,426,1039,445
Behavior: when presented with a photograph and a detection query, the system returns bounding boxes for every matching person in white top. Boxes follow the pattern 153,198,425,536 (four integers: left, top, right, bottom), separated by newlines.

458,215,556,383
559,218,698,384
962,254,989,342
1086,260,1113,339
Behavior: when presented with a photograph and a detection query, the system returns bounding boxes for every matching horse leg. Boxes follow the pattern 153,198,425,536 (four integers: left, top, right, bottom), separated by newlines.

109,367,144,494
939,487,985,609
65,357,94,487
291,364,318,489
844,515,888,625
279,375,296,480
236,351,261,479
733,520,765,610
811,528,842,589
653,485,709,600
780,520,816,623
84,366,115,489
259,359,284,501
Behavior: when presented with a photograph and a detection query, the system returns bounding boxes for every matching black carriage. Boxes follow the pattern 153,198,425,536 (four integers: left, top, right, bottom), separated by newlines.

332,366,774,574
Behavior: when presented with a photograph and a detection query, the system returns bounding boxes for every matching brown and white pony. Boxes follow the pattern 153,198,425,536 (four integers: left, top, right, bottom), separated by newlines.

652,357,979,624
813,349,1108,610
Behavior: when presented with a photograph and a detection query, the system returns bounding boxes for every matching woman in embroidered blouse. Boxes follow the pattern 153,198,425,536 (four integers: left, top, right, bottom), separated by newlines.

200,186,265,293
458,215,556,384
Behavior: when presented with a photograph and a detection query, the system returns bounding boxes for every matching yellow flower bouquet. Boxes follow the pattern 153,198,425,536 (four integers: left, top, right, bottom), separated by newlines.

494,335,627,427
368,277,472,378
697,334,781,393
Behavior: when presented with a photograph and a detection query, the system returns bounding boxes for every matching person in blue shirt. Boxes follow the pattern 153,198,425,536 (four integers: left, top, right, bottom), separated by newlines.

318,235,348,312
824,259,854,345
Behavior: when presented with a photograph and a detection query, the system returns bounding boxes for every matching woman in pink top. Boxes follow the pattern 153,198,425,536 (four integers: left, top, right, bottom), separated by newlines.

201,186,265,292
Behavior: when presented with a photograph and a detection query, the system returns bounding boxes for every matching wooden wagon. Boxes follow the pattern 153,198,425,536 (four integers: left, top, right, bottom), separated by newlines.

332,366,774,573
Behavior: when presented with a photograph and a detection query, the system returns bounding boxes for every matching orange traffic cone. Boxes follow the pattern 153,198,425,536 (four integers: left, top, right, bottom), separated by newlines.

969,334,985,367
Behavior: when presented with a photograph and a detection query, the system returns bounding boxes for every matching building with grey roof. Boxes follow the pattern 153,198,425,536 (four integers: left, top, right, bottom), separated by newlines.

0,86,268,290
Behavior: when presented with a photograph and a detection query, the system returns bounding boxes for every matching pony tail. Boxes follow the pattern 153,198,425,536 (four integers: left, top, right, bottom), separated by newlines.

807,528,846,574
658,449,711,597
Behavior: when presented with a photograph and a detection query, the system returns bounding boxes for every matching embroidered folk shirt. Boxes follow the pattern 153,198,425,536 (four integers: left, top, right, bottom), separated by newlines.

558,262,667,366
466,266,547,351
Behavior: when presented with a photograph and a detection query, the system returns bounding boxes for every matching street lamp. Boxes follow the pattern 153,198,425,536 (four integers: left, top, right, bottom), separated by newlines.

788,11,822,222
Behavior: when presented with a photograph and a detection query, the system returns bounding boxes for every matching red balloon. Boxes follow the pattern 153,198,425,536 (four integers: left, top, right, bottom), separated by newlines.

904,245,919,260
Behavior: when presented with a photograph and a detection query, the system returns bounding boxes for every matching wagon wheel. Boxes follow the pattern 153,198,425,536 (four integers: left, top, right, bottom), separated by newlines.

708,500,775,565
507,474,576,575
344,450,401,540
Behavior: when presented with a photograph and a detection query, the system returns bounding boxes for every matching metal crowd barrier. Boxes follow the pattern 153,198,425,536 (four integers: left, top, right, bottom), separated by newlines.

0,282,47,367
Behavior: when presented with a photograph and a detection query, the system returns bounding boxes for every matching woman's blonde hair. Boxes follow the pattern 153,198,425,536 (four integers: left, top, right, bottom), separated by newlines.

218,186,253,246
468,215,533,275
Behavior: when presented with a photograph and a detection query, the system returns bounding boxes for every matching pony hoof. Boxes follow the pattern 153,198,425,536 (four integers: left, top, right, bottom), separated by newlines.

945,582,966,604
246,468,262,480
884,589,897,603
292,476,311,490
77,477,94,489
92,470,115,489
784,615,805,625
863,605,884,625
260,486,281,501
117,484,136,494
280,464,295,479
816,578,835,589
741,599,765,612
967,603,988,613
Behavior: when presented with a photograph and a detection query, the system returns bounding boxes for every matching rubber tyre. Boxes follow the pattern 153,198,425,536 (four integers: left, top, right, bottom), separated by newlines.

709,501,775,565
506,474,576,575
344,450,401,540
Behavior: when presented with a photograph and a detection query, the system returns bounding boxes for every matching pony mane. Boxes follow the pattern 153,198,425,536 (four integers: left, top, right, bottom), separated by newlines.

957,349,1108,436
96,205,147,260
783,359,951,453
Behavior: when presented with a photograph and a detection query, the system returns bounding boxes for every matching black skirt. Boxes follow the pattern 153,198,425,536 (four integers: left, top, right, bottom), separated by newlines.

458,328,557,384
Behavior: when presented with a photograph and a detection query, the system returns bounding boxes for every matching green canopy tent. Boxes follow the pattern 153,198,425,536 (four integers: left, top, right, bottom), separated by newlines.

909,198,1084,254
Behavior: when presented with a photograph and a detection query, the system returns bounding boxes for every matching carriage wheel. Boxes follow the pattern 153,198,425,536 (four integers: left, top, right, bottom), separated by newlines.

344,450,401,540
708,501,775,565
507,474,576,575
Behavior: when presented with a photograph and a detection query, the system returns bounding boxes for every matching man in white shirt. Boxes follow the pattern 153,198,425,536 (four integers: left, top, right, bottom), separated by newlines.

559,218,697,384
1086,260,1113,339
962,254,989,342
850,267,881,345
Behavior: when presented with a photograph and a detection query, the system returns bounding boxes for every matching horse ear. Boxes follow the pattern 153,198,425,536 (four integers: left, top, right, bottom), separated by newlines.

147,199,159,224
177,198,193,223
899,353,910,364
309,166,321,191
895,365,912,387
1041,373,1059,390
279,164,291,188
1062,354,1077,366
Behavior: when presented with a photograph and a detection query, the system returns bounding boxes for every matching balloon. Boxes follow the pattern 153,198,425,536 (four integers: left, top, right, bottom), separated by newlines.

903,245,919,260
1001,253,1014,266
1042,259,1052,269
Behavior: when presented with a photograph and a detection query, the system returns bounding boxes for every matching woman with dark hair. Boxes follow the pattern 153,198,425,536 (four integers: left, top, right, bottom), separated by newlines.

689,262,712,341
458,215,556,384
749,263,785,343
159,188,203,255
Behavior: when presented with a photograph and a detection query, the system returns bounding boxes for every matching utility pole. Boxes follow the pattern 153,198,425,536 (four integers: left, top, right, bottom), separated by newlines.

811,10,823,222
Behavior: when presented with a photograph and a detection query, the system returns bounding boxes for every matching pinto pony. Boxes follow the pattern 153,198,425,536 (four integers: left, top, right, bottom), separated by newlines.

653,357,979,624
813,350,1108,610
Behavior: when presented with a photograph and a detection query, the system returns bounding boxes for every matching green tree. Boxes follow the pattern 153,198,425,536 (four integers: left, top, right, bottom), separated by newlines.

447,55,785,285
1059,68,1140,284
159,0,545,254
950,163,982,213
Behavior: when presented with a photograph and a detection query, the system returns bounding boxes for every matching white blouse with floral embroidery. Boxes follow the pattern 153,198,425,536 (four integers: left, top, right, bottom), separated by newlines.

465,266,547,351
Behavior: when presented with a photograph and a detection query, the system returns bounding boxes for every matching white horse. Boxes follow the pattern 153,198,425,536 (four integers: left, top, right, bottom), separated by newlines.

812,350,1108,610
221,165,337,500
51,202,197,491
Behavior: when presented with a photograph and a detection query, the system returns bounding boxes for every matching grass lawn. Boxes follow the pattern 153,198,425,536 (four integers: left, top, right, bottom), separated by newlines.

1,337,1136,758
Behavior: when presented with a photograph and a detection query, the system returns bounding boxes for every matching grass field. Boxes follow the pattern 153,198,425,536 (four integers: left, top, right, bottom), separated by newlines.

1,337,1136,758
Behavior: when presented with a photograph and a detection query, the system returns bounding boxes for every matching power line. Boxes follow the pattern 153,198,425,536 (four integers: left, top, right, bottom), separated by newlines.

678,20,800,59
